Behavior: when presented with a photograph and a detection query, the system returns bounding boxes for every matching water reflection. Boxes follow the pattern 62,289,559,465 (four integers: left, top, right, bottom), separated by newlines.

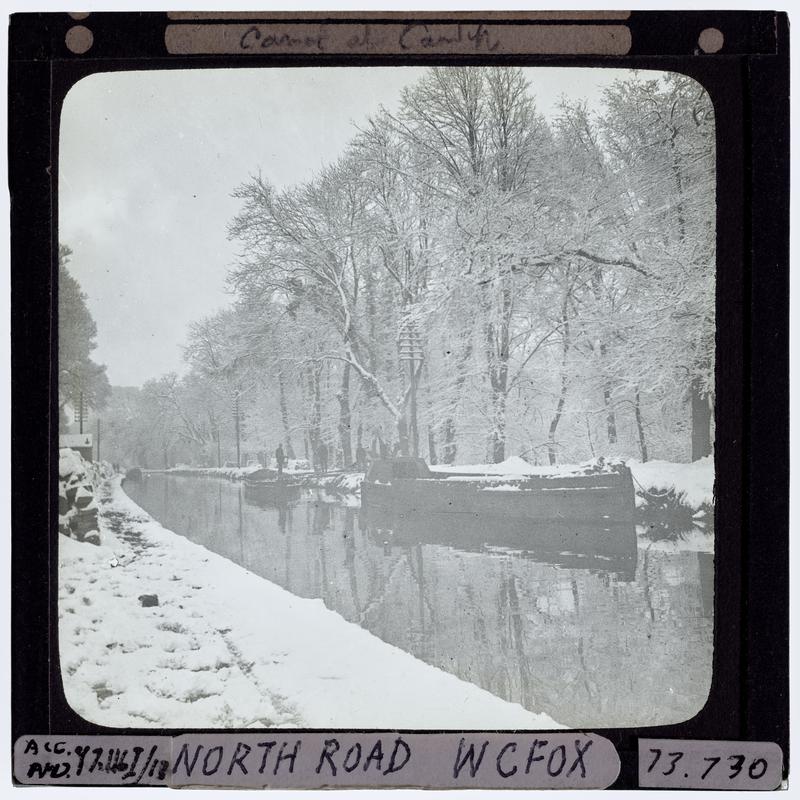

124,474,714,728
361,505,639,580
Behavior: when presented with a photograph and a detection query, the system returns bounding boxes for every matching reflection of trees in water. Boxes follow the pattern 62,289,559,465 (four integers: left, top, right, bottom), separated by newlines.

342,509,361,614
349,524,710,728
124,477,713,728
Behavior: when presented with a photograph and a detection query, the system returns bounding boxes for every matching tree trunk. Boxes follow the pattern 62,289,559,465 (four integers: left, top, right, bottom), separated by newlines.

690,378,712,461
547,382,567,465
600,340,617,446
312,366,322,455
590,273,618,447
337,362,353,467
304,364,323,468
427,426,438,465
442,418,456,464
364,262,379,376
584,414,596,458
548,304,571,466
277,367,296,459
438,338,472,467
485,276,513,464
408,360,420,457
490,392,507,463
397,415,409,456
604,387,618,446
634,387,648,462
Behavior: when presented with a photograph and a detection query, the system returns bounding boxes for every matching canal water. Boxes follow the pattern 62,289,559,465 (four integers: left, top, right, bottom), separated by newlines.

123,473,713,729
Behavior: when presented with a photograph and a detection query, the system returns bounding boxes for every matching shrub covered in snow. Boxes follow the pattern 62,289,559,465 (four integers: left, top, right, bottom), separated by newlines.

629,457,714,513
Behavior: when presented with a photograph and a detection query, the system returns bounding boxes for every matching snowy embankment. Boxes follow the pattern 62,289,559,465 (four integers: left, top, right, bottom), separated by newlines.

59,448,115,543
59,476,561,730
164,463,356,486
627,456,714,513
164,464,263,480
313,471,364,494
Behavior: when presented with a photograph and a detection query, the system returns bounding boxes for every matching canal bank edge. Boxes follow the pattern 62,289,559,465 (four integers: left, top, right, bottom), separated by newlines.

58,476,563,730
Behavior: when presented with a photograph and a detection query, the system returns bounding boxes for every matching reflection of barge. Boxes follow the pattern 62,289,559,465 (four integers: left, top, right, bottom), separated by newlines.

361,503,638,572
361,457,636,524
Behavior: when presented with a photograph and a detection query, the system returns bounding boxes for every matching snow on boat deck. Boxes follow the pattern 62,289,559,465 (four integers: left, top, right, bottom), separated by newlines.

58,476,562,730
434,455,583,477
435,456,715,511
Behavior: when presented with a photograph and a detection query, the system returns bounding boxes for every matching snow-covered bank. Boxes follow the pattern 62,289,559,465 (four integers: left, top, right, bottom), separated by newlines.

164,464,264,480
312,471,364,494
628,456,714,512
58,448,115,543
59,477,562,730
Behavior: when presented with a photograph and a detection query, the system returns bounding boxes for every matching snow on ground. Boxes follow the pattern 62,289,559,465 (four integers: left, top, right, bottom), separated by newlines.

628,456,714,511
59,477,562,730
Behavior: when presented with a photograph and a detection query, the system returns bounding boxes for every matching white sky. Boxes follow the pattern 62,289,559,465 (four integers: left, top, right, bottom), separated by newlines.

59,66,653,387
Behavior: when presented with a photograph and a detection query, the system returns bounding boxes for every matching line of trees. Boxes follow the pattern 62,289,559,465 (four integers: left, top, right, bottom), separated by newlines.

98,68,715,470
58,245,110,430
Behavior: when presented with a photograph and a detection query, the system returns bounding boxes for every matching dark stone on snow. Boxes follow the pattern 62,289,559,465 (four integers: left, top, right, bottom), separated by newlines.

83,531,100,546
138,594,159,607
75,487,95,509
71,509,99,541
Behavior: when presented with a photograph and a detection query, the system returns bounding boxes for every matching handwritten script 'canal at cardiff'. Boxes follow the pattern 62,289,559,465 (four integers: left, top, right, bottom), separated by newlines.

165,23,632,56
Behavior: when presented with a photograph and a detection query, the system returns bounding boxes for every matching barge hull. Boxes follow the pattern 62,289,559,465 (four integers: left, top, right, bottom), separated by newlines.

362,471,635,524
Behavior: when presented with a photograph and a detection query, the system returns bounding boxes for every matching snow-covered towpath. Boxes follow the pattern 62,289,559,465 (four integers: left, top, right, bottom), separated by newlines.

59,477,562,730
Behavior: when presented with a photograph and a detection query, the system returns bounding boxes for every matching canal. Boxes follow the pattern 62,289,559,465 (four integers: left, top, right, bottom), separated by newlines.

123,473,713,729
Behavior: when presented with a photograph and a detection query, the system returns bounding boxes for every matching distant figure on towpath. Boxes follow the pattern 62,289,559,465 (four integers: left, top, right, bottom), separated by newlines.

275,443,286,477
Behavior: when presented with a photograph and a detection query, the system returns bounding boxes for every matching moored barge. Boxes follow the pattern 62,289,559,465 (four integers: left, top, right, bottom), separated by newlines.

361,457,636,524
243,468,304,503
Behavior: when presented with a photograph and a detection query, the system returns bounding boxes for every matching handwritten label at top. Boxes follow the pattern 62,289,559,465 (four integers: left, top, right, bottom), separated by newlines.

165,23,632,56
